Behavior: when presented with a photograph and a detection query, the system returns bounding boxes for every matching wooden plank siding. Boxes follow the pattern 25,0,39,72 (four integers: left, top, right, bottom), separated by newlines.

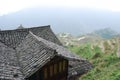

27,56,68,80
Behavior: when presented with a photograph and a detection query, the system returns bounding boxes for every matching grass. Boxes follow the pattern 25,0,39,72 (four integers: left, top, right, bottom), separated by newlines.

67,39,120,80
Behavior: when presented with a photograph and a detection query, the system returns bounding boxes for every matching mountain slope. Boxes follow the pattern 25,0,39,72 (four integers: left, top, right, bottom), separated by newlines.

0,7,120,35
93,28,118,39
57,28,118,46
67,38,120,80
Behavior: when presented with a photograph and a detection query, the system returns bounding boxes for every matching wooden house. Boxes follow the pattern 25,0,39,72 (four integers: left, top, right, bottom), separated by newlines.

0,25,92,80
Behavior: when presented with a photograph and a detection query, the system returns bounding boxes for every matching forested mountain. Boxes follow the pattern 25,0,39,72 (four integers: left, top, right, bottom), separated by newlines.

93,28,118,39
0,7,120,35
57,28,119,46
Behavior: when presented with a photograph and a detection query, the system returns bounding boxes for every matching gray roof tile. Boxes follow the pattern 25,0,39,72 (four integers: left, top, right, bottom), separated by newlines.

16,33,56,78
0,25,62,48
0,42,23,80
0,26,92,80
17,31,92,78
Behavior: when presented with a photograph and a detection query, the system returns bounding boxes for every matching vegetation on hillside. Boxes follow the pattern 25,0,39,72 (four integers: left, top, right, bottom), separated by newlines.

67,38,120,80
93,28,118,39
57,28,119,47
58,28,120,80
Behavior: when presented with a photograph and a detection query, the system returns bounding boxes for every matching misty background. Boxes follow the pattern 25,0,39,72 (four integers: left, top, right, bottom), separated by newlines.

0,2,120,35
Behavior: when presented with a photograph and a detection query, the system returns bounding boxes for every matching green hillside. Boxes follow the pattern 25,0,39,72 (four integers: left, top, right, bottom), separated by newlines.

93,28,118,39
57,28,120,80
57,28,119,47
67,38,120,80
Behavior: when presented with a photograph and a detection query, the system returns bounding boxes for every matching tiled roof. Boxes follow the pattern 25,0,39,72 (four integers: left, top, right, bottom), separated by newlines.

16,33,56,78
0,26,92,80
29,32,93,78
30,31,82,60
0,42,23,80
0,25,62,48
68,60,92,79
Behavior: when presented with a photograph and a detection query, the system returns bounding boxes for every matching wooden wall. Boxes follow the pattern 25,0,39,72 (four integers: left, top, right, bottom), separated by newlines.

28,56,68,80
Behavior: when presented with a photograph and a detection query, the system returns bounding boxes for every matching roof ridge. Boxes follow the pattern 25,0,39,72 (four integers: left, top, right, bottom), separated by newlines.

16,31,57,78
29,31,85,60
0,25,50,32
28,31,57,51
0,25,62,48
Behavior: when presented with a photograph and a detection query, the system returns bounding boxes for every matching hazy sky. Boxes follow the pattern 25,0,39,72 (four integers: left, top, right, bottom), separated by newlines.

0,0,120,15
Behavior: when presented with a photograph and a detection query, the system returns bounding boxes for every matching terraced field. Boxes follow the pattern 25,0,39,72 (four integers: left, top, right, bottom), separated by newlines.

67,38,120,80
